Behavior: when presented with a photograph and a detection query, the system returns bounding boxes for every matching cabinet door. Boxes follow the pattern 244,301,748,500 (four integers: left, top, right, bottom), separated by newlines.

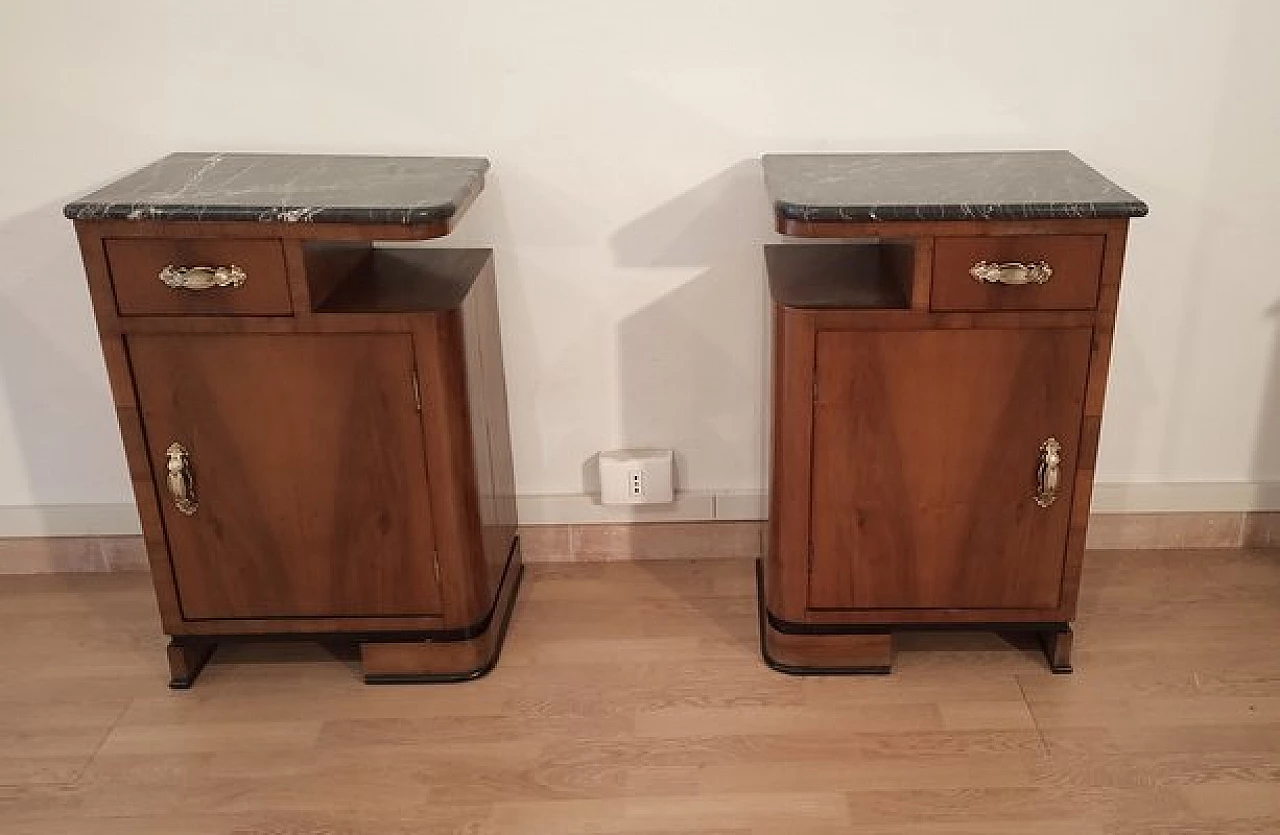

809,327,1091,610
130,333,441,620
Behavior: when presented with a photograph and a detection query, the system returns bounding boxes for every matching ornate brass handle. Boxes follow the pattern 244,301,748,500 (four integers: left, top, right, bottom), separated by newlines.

159,264,247,290
165,443,198,516
970,260,1053,286
1035,437,1062,508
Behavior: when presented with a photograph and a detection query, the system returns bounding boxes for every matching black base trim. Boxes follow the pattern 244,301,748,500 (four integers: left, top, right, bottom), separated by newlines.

363,561,524,685
757,560,1075,675
163,537,522,687
760,654,893,677
170,537,521,645
766,606,1069,637
756,561,891,676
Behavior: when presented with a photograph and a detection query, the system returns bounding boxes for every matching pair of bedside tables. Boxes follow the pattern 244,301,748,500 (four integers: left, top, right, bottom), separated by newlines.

65,151,1145,687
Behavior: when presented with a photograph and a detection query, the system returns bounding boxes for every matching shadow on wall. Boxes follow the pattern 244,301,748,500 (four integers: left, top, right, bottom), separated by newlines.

594,160,775,648
1239,3,1280,527
1157,0,1280,506
608,160,775,498
0,201,131,510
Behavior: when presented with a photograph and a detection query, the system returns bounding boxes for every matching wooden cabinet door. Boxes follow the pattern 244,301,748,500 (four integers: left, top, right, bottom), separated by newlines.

130,333,441,620
809,327,1092,610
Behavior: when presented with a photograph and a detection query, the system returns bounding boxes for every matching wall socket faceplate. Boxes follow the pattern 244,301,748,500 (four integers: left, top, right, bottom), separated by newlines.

598,448,675,505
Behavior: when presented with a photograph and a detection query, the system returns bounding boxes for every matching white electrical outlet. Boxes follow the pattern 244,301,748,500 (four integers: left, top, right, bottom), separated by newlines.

598,449,674,505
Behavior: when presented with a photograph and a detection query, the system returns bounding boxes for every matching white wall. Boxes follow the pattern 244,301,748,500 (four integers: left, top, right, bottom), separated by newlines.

1,0,1278,529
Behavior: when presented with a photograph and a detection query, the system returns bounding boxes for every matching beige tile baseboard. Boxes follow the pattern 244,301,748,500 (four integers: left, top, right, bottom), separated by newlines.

0,536,149,574
0,513,1276,574
522,521,765,563
521,512,1280,562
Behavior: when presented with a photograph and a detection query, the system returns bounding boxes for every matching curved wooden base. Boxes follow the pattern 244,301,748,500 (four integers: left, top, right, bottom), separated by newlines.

757,560,1074,675
761,617,893,675
757,562,892,675
361,551,524,684
162,542,523,688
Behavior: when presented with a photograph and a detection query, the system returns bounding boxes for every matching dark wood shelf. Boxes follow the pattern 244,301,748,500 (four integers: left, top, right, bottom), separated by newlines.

765,243,912,310
311,246,491,314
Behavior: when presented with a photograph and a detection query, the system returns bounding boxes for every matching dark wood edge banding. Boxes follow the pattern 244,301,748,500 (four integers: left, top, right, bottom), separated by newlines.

756,561,891,676
169,535,521,642
363,562,524,685
766,607,1072,636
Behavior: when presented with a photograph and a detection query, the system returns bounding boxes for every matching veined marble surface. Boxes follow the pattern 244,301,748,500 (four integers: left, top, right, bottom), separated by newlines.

64,153,490,224
763,151,1147,222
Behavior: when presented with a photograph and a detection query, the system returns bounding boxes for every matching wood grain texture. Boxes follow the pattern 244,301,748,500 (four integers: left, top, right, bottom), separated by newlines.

104,237,293,316
808,327,1092,610
766,304,816,622
460,255,519,604
762,625,892,673
1,550,1278,833
765,217,1133,664
128,333,441,620
1058,220,1130,618
807,308,1097,332
360,544,522,682
73,212,514,681
112,393,185,633
413,312,489,627
904,234,933,311
931,234,1105,311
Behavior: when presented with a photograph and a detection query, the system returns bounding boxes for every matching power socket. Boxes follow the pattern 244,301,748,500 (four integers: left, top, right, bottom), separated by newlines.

598,449,675,505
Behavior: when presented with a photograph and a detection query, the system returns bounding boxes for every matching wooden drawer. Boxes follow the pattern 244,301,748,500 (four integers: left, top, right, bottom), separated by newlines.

105,238,292,316
932,235,1104,311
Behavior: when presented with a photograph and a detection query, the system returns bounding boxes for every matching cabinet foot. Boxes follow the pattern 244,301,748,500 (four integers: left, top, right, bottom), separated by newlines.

756,562,893,674
1039,626,1074,674
167,639,216,689
361,552,524,684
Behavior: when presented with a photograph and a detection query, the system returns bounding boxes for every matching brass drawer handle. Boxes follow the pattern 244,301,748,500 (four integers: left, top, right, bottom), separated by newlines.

159,264,247,290
970,260,1052,286
165,443,198,516
1035,437,1062,508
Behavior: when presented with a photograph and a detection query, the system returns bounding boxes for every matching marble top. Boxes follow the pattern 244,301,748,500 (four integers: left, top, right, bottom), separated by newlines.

762,151,1147,222
64,153,490,224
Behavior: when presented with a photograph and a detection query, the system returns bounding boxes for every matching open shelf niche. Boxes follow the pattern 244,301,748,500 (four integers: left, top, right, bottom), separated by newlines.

305,242,491,314
765,240,915,310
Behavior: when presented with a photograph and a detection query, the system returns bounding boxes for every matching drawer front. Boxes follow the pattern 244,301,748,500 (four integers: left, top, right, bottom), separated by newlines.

105,238,292,316
932,235,1104,311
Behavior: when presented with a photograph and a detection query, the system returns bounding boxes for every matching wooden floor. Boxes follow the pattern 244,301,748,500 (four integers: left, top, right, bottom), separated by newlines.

1,550,1279,834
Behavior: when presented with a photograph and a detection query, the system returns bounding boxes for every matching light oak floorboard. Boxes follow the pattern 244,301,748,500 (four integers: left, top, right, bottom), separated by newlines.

0,549,1277,833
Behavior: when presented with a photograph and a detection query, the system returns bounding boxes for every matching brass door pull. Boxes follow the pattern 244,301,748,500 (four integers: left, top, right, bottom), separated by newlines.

159,264,247,290
165,443,198,515
970,260,1053,285
1035,437,1062,508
